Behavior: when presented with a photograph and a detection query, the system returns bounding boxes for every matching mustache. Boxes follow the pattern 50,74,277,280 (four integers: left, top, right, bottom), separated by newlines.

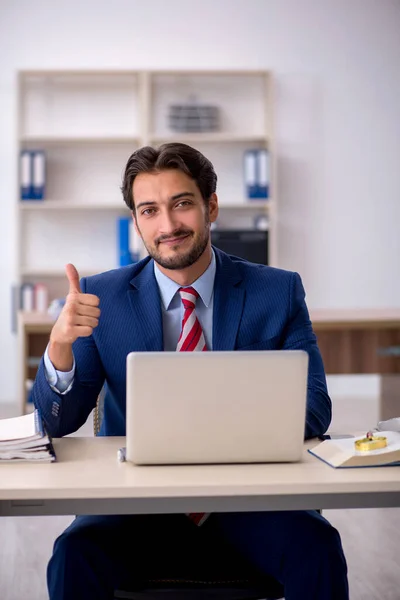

156,230,193,245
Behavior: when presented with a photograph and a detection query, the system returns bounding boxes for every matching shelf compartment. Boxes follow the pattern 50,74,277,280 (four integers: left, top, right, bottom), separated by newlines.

150,72,270,139
18,144,136,205
150,133,268,145
20,136,141,146
20,201,131,211
20,72,139,139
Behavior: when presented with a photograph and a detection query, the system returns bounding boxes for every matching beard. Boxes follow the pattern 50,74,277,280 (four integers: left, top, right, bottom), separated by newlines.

137,207,210,270
143,225,210,270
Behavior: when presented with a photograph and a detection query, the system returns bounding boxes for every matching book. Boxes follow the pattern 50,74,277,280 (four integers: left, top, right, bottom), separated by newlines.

0,409,56,462
308,431,400,468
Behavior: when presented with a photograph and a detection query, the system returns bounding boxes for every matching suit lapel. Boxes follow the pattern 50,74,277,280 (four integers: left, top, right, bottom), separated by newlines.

212,248,245,350
127,259,163,351
126,249,244,352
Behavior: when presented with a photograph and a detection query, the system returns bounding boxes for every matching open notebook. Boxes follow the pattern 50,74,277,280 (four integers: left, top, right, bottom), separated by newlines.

0,409,56,462
309,431,400,468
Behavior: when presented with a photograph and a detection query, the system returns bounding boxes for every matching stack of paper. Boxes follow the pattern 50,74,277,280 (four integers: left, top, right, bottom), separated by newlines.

0,409,56,462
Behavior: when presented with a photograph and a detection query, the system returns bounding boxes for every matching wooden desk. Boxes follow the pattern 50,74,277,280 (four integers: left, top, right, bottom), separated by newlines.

17,309,400,418
17,311,55,415
1,437,400,517
310,309,400,421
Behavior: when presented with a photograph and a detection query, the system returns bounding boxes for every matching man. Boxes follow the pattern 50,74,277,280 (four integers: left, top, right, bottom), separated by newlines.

32,143,349,600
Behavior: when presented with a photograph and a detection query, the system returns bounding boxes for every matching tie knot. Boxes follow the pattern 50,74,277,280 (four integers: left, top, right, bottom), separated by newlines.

179,286,199,309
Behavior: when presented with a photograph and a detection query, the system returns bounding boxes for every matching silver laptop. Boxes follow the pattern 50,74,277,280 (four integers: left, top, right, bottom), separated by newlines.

126,350,308,465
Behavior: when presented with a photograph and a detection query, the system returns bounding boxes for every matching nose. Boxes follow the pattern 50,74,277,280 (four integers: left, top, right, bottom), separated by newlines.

158,208,180,235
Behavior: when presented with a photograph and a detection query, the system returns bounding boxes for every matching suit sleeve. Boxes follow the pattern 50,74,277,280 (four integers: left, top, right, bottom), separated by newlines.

282,272,332,439
31,278,105,438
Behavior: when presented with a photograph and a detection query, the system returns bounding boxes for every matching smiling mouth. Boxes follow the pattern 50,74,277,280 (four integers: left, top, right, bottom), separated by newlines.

159,234,190,246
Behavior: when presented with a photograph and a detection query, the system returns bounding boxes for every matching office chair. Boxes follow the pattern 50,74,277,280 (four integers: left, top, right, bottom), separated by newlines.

113,575,284,599
94,390,285,599
111,515,284,599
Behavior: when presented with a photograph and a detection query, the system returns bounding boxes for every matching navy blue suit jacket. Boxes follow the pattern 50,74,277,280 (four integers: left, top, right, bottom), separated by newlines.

32,247,331,439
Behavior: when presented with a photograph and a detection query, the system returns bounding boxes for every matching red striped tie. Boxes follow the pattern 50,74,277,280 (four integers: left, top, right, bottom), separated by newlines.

176,287,207,352
177,286,209,526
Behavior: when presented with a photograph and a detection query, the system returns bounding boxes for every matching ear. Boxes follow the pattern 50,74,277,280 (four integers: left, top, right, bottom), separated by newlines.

208,193,219,223
131,213,142,238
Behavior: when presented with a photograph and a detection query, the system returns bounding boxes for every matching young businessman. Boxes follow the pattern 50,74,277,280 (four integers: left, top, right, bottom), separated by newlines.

32,143,349,600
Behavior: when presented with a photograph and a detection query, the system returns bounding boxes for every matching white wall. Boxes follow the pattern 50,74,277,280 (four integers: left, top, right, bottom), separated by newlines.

0,0,399,403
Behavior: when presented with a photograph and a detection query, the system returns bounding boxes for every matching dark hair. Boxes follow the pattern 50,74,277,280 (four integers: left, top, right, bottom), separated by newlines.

121,143,217,213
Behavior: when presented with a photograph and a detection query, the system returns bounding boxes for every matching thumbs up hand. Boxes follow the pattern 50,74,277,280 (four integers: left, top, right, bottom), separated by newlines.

66,263,82,295
48,264,100,371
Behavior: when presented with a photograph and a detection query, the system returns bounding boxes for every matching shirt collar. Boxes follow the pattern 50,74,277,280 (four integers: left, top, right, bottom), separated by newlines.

154,249,216,310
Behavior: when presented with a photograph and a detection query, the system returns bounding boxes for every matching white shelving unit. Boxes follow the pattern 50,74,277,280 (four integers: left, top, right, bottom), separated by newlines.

16,69,276,304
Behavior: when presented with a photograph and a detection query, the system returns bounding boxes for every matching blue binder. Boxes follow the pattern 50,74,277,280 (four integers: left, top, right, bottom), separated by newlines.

256,149,269,199
243,149,270,200
31,150,46,200
117,216,132,266
20,150,32,200
243,149,258,199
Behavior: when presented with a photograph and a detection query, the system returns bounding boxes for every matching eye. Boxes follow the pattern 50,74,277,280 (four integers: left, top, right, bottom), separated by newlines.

142,208,156,216
176,200,193,208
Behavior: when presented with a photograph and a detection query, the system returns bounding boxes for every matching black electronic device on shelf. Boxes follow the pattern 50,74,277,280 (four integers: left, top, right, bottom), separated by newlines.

211,229,268,266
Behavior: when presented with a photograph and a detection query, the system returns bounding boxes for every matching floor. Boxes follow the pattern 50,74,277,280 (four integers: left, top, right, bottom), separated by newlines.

0,392,399,599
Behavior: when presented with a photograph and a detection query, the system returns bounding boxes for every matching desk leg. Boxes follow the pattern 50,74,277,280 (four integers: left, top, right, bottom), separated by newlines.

379,375,400,421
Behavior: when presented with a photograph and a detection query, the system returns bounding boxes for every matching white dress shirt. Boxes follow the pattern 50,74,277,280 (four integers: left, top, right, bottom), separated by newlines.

44,250,216,394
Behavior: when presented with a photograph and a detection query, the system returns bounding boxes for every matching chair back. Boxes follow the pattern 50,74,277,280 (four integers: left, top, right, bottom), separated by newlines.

114,537,284,599
93,385,106,435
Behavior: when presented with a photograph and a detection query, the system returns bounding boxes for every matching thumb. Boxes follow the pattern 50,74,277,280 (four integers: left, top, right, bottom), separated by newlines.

66,263,82,294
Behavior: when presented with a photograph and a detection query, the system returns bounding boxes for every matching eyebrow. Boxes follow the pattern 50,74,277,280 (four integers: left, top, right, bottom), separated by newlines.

136,192,195,211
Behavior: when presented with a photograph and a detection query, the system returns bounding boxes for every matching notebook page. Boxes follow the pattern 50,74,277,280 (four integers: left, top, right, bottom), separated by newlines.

334,431,400,456
0,411,38,443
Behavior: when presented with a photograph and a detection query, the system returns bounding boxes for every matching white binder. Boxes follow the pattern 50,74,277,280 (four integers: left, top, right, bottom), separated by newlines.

32,150,46,200
257,149,269,199
20,150,32,200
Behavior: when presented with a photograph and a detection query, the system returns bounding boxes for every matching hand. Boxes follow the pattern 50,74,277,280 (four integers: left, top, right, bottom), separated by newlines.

48,264,100,370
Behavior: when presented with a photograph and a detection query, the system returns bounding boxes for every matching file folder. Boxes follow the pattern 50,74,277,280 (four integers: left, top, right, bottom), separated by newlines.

244,149,270,200
20,150,32,200
117,216,132,266
243,150,258,199
257,149,269,199
32,150,46,200
20,283,34,311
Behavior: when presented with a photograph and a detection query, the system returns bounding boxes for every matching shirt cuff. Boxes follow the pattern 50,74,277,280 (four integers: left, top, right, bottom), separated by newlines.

44,344,75,395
